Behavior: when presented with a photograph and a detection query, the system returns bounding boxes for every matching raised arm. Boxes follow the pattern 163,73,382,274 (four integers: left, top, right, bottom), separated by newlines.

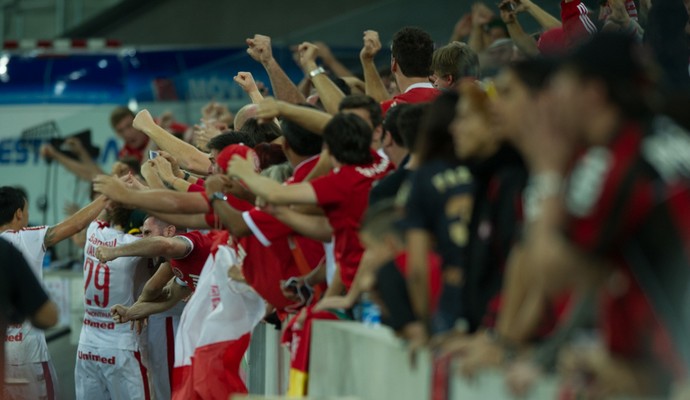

360,30,391,103
520,0,562,29
133,109,212,175
500,1,540,57
226,155,318,205
298,42,346,115
246,34,306,104
40,143,104,181
234,72,265,104
95,236,192,263
315,41,355,77
93,174,209,214
44,195,108,247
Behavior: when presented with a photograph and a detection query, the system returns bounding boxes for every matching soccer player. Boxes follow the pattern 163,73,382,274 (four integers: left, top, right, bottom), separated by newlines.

0,186,106,400
75,205,151,400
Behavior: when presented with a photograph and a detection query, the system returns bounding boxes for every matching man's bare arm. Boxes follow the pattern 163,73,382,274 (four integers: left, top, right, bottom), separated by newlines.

133,109,211,175
93,175,209,214
147,211,211,230
44,195,108,248
40,144,104,181
360,30,391,103
255,97,332,134
96,236,192,263
139,262,175,302
270,206,333,242
126,278,191,321
246,34,306,104
298,42,346,115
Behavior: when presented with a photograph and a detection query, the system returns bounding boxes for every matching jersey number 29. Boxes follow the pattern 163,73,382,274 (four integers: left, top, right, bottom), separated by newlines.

84,258,110,307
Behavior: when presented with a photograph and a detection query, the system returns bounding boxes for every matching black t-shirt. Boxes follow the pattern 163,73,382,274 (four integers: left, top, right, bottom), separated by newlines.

463,144,527,331
401,159,474,269
0,237,50,326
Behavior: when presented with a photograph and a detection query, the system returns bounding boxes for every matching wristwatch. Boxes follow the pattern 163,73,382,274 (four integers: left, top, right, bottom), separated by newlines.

209,192,227,205
308,66,326,78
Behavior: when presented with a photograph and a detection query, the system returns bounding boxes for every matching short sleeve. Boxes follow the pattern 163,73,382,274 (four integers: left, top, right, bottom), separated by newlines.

243,209,293,247
310,171,348,207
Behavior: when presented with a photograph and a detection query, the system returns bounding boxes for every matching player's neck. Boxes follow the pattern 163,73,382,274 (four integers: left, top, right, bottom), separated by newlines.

0,220,20,233
396,75,430,93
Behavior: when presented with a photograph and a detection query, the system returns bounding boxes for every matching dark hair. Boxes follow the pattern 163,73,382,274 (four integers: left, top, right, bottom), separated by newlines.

0,186,27,226
110,206,134,230
383,104,408,147
110,106,134,129
415,91,460,164
253,143,287,170
239,118,282,143
208,130,257,151
281,117,323,157
565,32,658,119
391,27,434,78
397,103,428,151
339,94,383,128
431,41,480,81
508,58,557,93
323,113,373,165
118,156,141,176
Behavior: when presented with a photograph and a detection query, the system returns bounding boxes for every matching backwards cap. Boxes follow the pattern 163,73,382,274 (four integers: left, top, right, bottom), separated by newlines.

216,144,260,174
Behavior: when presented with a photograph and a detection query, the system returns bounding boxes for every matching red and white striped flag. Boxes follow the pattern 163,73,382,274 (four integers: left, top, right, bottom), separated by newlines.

172,237,265,400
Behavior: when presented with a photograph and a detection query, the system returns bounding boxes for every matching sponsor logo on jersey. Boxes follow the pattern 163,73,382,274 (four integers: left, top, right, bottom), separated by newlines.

85,309,113,319
83,318,115,330
5,332,23,342
88,235,117,247
78,350,116,365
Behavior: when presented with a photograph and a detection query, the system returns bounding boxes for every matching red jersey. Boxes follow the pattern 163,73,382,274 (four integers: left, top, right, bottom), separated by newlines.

564,117,690,378
242,155,326,310
380,83,440,115
310,151,393,288
171,231,214,291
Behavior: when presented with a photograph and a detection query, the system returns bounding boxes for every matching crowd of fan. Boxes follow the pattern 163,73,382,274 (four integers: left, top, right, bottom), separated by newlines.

4,0,690,398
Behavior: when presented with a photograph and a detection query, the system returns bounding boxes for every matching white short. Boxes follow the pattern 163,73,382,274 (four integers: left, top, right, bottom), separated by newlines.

3,360,57,400
74,344,151,400
147,314,179,400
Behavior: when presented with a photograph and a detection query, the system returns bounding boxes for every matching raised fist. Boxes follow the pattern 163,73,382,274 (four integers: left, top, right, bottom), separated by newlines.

246,34,274,65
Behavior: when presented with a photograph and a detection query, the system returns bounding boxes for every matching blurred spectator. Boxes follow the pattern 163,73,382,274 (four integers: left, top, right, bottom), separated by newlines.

1,238,58,398
110,106,150,163
514,33,690,396
430,42,480,89
401,92,471,336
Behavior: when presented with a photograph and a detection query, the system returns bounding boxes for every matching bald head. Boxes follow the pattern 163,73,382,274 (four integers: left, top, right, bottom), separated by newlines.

234,104,258,131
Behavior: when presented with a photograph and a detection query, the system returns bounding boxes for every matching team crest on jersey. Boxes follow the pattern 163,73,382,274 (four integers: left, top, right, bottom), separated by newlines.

566,146,612,217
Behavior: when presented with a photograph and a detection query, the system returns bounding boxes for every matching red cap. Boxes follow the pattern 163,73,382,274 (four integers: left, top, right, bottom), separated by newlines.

216,144,260,174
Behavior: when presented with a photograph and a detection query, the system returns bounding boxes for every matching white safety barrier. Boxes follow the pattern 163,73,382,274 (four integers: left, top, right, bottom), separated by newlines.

244,320,563,400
